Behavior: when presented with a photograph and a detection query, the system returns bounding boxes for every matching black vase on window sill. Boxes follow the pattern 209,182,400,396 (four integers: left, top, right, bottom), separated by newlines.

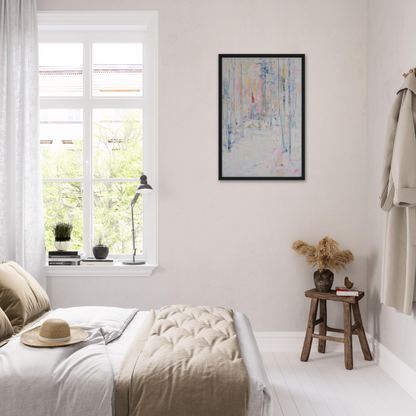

93,245,109,260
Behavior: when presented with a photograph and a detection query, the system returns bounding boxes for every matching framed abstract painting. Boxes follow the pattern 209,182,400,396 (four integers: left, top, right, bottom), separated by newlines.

219,54,305,180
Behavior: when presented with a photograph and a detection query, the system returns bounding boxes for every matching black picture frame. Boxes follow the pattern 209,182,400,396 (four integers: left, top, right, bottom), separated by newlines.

219,54,305,180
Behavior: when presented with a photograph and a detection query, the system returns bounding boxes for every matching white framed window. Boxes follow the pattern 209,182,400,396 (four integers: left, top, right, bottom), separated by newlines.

38,12,158,275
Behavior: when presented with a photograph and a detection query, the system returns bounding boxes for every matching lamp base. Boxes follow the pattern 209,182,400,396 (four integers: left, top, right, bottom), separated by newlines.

122,260,146,265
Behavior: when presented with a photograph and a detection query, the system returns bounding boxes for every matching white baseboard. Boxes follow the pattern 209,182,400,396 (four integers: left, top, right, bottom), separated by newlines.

367,334,416,402
254,331,416,402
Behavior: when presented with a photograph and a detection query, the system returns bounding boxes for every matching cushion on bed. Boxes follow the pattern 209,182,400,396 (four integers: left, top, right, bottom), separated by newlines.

0,307,13,345
0,261,50,333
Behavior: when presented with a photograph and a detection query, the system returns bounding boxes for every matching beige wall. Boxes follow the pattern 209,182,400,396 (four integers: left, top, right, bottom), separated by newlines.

39,0,368,332
367,0,416,372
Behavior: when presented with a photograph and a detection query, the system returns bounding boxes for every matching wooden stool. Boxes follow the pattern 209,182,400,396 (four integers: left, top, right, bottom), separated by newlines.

300,289,372,370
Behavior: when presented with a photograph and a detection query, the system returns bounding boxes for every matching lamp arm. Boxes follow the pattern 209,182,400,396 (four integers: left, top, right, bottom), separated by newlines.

130,194,141,263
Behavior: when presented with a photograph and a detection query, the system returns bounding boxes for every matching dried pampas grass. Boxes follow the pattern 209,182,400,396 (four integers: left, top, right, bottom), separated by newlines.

292,236,354,272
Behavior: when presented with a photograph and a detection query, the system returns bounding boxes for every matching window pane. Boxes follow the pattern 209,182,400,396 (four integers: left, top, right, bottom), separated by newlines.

93,182,142,254
39,44,83,96
43,182,83,251
93,109,142,178
40,109,83,178
93,43,143,96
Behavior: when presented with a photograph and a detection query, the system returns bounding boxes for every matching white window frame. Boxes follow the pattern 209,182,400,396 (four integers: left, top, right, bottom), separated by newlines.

38,12,158,277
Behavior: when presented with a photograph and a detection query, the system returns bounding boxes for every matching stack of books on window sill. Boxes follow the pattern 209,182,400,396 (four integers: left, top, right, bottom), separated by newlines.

335,286,360,297
48,251,84,266
80,257,115,267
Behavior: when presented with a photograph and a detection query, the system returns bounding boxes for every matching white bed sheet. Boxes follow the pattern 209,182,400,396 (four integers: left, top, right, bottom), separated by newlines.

107,310,273,416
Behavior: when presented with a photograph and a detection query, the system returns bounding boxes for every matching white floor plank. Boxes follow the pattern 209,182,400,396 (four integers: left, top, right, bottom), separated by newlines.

285,352,333,416
262,352,300,416
324,353,397,416
261,346,416,416
357,358,416,416
307,353,367,416
317,353,380,416
261,353,285,416
273,352,316,416
291,353,349,416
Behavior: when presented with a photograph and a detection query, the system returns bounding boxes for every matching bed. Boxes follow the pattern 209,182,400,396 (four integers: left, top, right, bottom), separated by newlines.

0,261,272,416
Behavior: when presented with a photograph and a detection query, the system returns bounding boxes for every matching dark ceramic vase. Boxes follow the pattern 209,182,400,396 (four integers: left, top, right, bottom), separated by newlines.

313,269,334,292
93,245,109,260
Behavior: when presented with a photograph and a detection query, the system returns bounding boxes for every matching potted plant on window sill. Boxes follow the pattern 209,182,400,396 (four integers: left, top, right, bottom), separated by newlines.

93,233,109,260
53,222,73,251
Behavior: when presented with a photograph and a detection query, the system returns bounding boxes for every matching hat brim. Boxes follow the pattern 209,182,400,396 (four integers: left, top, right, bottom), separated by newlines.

20,326,89,348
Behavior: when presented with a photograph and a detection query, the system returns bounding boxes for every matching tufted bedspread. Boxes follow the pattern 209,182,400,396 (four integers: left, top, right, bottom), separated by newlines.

115,305,250,416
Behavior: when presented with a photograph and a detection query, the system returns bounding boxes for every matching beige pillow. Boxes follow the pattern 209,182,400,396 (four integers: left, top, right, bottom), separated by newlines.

0,307,13,346
0,261,51,333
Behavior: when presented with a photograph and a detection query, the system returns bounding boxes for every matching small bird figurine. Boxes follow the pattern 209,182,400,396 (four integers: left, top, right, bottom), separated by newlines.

344,277,354,289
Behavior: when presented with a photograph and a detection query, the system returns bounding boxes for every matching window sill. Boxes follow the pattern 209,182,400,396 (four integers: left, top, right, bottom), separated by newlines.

45,263,157,277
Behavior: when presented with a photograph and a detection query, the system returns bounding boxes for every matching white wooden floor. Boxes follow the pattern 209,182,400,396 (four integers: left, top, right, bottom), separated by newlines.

261,351,416,416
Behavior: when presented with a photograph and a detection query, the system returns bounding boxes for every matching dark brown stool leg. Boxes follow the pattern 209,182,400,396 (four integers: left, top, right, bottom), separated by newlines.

301,298,318,362
343,302,353,370
318,299,327,353
352,303,372,361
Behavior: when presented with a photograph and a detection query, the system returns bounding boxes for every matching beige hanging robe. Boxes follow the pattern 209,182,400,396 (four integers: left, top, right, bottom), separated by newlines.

380,73,416,315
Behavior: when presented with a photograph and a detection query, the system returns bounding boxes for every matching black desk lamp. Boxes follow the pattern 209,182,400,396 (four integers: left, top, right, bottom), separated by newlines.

123,173,153,265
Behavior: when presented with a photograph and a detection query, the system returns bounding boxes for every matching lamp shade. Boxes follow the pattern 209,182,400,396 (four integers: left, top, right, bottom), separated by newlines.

136,173,153,194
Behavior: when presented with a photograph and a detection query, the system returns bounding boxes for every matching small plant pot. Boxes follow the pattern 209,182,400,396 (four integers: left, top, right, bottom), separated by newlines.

93,245,109,260
313,269,334,292
54,241,71,251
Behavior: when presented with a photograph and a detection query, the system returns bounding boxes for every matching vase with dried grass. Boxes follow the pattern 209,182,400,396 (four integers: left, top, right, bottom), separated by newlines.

292,236,354,292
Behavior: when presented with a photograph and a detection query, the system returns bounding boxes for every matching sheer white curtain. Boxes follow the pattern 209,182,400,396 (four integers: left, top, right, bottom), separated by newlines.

0,0,45,285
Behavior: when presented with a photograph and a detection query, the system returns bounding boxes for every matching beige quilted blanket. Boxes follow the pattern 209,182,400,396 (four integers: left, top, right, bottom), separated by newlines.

115,305,249,416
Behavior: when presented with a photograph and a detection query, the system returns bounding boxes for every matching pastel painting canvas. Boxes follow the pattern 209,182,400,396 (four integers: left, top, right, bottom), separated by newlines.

220,55,304,179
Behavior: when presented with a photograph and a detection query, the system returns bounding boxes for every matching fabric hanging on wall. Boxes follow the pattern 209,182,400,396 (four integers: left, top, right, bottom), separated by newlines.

0,0,45,285
380,73,416,315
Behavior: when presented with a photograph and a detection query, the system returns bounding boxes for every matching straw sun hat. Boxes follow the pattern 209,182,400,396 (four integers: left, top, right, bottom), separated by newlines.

21,318,88,347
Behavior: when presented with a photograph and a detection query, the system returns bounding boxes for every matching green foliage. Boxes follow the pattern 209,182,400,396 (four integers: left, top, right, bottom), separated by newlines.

42,109,143,253
43,182,83,250
52,222,73,241
94,231,107,247
41,139,83,179
93,109,143,178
